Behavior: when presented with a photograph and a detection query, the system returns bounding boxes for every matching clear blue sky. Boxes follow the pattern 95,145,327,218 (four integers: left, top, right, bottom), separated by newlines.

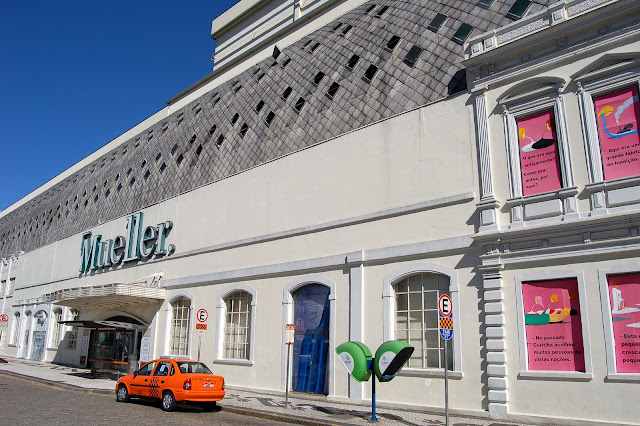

0,0,238,212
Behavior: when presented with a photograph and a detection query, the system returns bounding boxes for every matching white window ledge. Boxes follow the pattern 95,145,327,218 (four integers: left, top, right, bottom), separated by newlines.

605,374,640,383
505,186,578,206
212,358,253,366
584,175,640,193
398,368,463,379
518,371,592,381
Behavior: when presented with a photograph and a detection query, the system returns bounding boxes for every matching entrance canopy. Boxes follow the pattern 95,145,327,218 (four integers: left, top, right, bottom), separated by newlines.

42,282,165,310
59,320,146,330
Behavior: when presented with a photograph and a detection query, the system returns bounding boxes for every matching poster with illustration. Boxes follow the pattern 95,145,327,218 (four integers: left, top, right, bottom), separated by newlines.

594,86,640,181
607,273,640,373
522,279,585,372
517,110,562,196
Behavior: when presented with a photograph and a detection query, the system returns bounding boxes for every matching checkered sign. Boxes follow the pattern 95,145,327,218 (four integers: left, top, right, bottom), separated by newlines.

439,316,453,330
438,294,453,341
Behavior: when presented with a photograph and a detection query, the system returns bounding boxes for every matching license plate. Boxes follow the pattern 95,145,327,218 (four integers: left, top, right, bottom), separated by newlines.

203,382,216,388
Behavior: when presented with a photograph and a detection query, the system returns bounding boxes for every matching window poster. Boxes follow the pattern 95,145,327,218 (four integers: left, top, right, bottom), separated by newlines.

522,278,585,372
607,273,640,373
517,110,562,196
595,85,640,180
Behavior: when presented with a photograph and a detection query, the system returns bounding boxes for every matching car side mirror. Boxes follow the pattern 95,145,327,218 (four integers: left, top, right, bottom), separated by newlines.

133,371,138,378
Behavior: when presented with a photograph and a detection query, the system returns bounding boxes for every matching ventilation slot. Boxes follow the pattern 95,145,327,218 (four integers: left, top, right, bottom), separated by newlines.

144,170,151,180
374,5,389,17
347,54,360,69
313,72,325,85
176,154,184,166
231,113,240,125
265,111,275,127
239,123,249,138
155,153,162,162
208,125,217,135
309,42,320,53
282,87,293,100
280,58,291,68
452,23,473,45
256,100,265,113
331,23,342,32
364,4,376,14
196,145,203,156
340,25,353,36
428,13,447,33
327,82,340,99
216,135,225,148
386,35,401,51
404,45,423,67
160,163,166,173
363,65,379,82
507,0,531,20
294,97,306,113
171,144,179,155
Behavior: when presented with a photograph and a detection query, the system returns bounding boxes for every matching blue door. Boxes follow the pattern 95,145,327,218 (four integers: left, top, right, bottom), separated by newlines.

292,284,330,394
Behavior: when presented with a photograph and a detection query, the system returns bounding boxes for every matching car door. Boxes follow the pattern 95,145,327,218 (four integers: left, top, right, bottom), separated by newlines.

130,361,156,397
149,361,172,399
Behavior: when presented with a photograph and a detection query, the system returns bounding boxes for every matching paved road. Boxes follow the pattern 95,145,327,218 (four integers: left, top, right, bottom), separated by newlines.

0,374,289,425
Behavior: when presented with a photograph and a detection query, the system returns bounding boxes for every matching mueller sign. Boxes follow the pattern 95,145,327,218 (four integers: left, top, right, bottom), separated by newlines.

80,212,175,272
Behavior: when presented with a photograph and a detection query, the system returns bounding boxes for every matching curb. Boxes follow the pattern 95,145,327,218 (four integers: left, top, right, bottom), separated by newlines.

0,369,114,395
0,369,346,425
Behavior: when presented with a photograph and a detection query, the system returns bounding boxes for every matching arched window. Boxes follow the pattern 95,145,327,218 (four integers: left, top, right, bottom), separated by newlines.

223,291,252,359
67,309,79,349
10,312,20,344
50,308,63,347
169,297,191,356
394,273,452,369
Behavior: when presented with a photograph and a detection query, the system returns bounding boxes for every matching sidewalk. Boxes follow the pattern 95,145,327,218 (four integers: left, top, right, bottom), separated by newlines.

0,356,525,425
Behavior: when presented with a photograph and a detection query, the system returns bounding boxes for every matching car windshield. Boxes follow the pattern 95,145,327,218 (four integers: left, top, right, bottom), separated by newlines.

176,361,213,374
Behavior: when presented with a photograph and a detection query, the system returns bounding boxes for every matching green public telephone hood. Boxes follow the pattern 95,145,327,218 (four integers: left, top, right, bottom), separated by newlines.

336,341,373,382
374,340,414,382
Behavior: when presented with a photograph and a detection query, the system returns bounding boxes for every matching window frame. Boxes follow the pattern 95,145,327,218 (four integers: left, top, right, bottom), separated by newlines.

499,78,577,225
67,309,79,349
214,285,256,365
576,56,640,212
515,271,593,380
598,263,640,382
383,264,462,377
50,307,63,348
10,311,20,345
167,295,193,357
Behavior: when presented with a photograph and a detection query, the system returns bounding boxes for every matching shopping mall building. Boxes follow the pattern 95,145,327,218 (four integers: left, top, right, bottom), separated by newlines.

1,0,639,423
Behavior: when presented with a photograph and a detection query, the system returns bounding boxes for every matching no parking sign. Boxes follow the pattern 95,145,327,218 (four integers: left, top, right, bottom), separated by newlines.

438,295,453,341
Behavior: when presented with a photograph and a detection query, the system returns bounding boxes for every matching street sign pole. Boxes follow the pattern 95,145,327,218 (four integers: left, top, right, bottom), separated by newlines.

444,338,449,426
285,343,291,408
438,294,453,426
369,360,377,422
285,324,295,409
198,336,201,361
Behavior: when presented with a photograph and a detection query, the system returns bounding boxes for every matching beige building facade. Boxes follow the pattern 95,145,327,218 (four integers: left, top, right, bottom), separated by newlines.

1,0,639,424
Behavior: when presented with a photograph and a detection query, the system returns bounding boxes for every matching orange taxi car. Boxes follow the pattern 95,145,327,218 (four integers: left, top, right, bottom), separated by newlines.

115,358,225,411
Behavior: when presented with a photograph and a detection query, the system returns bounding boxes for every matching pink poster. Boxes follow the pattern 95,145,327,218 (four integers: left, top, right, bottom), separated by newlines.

522,279,585,372
517,110,562,196
607,274,640,373
595,86,640,181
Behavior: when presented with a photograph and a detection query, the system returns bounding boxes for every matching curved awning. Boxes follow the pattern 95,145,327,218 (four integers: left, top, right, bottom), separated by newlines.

42,282,165,310
58,320,146,330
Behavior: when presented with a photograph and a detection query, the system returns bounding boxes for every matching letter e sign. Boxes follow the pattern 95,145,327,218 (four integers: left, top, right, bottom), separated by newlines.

197,308,208,323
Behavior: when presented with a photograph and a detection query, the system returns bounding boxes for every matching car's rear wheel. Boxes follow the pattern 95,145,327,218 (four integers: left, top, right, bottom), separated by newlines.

161,391,177,412
116,385,130,403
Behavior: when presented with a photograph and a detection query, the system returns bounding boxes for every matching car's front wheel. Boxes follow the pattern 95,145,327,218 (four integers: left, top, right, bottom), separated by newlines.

116,385,130,403
161,391,177,412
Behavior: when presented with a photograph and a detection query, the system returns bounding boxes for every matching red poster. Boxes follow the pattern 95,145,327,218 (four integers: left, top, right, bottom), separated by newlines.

607,274,640,373
595,86,640,180
522,279,585,372
517,110,562,196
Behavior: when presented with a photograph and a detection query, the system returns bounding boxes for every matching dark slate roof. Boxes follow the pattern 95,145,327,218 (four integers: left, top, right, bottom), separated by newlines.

0,0,553,257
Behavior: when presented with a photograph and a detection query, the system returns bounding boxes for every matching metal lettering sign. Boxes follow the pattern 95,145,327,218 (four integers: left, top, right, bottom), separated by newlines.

438,294,453,341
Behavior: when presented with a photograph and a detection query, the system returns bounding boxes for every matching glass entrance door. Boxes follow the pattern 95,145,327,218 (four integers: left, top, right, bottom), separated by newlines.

292,284,330,395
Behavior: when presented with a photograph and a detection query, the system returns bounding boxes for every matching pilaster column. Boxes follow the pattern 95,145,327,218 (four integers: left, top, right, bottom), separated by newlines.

480,260,508,414
577,82,606,212
475,91,500,230
348,251,365,400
